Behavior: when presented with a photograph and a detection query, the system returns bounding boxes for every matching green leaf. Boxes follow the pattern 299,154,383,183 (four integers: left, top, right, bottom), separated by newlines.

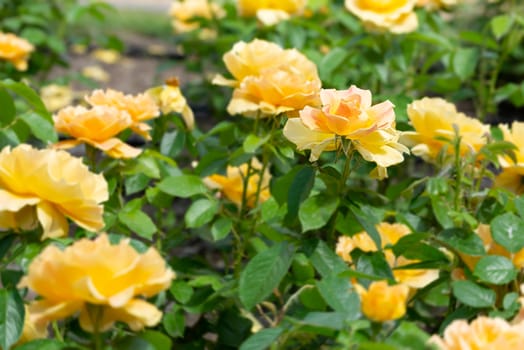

118,200,157,239
20,112,58,143
0,87,15,126
1,80,51,122
439,228,485,256
452,280,496,308
239,242,295,309
286,166,315,221
348,204,382,249
211,217,232,241
299,195,339,232
319,47,348,81
157,175,207,198
316,274,360,319
0,288,25,350
170,281,194,304
243,134,270,153
139,330,172,350
185,198,218,228
308,240,348,277
491,15,513,40
491,213,524,253
514,195,524,219
300,312,346,330
239,327,283,350
160,130,185,158
163,308,185,338
387,322,430,350
452,48,479,81
473,255,517,285
13,339,70,350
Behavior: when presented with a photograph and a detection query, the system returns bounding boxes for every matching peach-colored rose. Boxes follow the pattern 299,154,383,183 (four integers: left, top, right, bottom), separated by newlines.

345,0,418,34
402,97,489,162
19,234,175,333
0,145,108,239
53,105,142,159
355,280,409,322
429,316,524,349
213,39,321,118
0,32,34,71
85,89,160,140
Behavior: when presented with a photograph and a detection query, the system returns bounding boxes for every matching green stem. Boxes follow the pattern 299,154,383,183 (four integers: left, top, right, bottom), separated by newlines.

87,304,104,350
85,144,99,172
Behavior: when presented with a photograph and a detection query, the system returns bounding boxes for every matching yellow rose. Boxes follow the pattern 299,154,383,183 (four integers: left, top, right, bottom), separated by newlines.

429,316,524,349
336,223,439,289
170,0,225,33
91,48,121,64
147,78,195,130
53,105,142,159
81,65,110,83
284,86,408,177
213,39,321,118
237,0,307,26
15,306,47,345
416,0,458,9
493,122,524,195
355,280,409,322
0,145,108,239
204,158,271,208
402,97,489,162
85,89,160,140
40,84,74,113
0,32,34,71
19,234,175,333
345,0,418,34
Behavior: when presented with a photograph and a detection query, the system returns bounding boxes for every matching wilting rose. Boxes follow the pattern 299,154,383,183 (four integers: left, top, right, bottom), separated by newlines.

0,145,108,239
336,223,439,289
402,97,489,162
204,158,271,208
284,86,408,177
213,39,321,118
19,234,175,333
170,0,225,34
345,0,418,34
40,84,74,113
355,280,409,322
0,32,34,71
429,316,524,349
494,122,524,195
147,79,195,130
86,89,160,140
53,105,142,159
237,0,307,26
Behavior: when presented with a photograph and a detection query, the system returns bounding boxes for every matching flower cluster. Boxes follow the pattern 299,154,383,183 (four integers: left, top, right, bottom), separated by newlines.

237,0,307,26
0,145,108,239
345,0,419,34
284,86,408,178
19,234,175,333
213,39,321,118
0,32,34,71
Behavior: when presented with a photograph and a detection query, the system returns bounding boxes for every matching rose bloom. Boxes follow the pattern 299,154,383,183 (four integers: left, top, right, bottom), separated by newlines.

0,32,34,71
494,122,524,195
284,86,408,178
204,158,271,208
355,280,409,322
86,89,160,140
237,0,307,26
213,39,321,118
53,105,142,159
147,78,195,130
170,0,225,33
19,234,175,333
345,0,418,34
416,0,458,9
16,306,47,345
402,97,489,162
460,224,524,270
429,316,524,349
0,145,108,239
336,223,439,289
82,65,110,83
40,84,73,112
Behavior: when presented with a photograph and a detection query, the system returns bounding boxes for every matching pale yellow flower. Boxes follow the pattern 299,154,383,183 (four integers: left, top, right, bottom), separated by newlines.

170,0,225,33
0,32,34,71
82,65,110,82
355,280,409,322
19,234,175,333
53,105,142,159
345,0,418,34
429,316,524,349
213,39,321,118
147,78,194,130
416,0,458,9
336,223,439,289
0,145,108,239
16,306,47,344
86,89,160,140
402,97,489,162
40,84,74,112
284,86,408,177
237,0,307,26
204,158,271,208
91,49,121,64
494,122,524,195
